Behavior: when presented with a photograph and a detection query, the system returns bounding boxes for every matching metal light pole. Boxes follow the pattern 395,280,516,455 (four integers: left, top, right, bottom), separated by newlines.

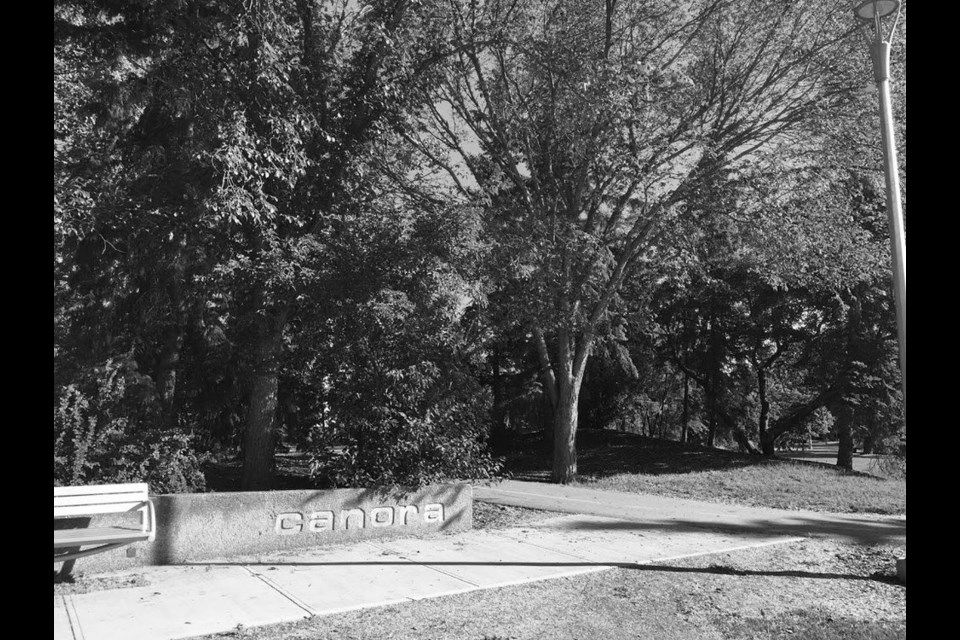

854,1,906,584
854,0,906,407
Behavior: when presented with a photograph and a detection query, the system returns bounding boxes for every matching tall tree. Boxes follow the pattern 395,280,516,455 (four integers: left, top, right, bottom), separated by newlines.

409,0,859,481
55,0,461,489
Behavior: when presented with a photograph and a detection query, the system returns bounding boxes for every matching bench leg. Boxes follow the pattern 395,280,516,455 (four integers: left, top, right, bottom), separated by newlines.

56,558,78,579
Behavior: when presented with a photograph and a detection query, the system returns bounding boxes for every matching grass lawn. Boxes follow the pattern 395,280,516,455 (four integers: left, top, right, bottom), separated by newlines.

501,430,906,515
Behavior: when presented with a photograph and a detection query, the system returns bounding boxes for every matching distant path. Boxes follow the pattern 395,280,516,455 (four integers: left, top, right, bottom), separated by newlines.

474,480,906,546
779,441,892,476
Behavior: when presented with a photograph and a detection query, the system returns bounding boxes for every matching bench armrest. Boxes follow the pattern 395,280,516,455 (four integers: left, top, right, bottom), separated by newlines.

140,498,156,542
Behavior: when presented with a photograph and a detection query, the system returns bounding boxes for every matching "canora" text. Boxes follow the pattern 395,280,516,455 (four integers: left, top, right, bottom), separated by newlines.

275,503,445,534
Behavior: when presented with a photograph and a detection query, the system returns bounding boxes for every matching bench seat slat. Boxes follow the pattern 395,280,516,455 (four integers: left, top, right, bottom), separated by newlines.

54,483,149,497
54,502,148,518
55,493,149,508
54,526,151,548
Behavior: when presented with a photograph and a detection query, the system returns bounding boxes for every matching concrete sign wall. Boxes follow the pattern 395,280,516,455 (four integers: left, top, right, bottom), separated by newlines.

55,483,472,574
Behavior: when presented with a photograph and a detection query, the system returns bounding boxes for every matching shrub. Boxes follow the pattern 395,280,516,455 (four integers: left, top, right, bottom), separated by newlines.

874,434,906,479
309,360,503,488
54,357,208,493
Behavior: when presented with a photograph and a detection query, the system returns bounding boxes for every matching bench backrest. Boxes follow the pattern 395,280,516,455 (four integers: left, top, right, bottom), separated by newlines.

54,483,151,518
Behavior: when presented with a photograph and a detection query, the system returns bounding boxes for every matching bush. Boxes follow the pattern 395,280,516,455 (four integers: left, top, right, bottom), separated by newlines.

874,434,906,479
309,360,502,488
54,358,208,493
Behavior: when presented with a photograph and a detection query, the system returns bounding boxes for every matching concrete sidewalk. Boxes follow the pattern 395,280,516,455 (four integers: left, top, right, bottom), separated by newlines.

54,481,904,640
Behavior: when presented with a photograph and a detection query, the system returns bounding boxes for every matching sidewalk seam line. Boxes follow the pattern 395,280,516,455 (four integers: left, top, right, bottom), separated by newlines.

62,594,85,640
367,541,482,588
489,530,609,565
242,566,317,617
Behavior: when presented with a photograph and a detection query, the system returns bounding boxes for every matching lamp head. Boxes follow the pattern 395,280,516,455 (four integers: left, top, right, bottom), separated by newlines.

854,1,900,22
854,0,902,47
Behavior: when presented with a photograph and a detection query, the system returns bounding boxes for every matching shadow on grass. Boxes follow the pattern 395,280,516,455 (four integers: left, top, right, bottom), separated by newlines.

502,430,789,480
534,513,906,546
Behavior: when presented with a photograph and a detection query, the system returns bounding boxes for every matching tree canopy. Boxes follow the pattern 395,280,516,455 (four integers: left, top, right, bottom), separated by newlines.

55,0,905,490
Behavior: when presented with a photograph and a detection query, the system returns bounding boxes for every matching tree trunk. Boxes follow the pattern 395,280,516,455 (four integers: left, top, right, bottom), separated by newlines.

757,368,775,456
155,324,182,428
489,348,510,449
155,257,185,429
533,327,558,445
552,380,580,483
764,385,843,454
706,310,722,448
241,309,286,491
681,372,689,444
716,409,760,455
731,427,761,455
704,383,716,448
550,323,590,484
835,403,855,471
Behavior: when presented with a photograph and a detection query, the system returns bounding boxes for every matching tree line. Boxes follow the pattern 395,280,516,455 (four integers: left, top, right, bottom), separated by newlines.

54,0,905,493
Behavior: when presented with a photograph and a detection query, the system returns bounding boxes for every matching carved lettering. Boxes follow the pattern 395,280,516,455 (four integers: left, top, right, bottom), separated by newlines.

395,504,418,525
424,503,444,524
275,502,448,535
370,507,394,527
340,508,364,529
307,511,334,532
275,512,303,535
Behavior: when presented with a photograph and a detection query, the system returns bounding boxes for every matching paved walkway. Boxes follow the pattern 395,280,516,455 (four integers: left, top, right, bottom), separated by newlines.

475,480,906,546
54,481,905,640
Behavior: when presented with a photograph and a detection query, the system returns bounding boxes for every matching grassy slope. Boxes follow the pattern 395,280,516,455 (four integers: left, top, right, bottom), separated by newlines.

501,430,906,515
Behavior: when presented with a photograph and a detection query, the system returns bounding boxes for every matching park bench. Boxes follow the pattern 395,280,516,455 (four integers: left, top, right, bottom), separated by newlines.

54,483,156,564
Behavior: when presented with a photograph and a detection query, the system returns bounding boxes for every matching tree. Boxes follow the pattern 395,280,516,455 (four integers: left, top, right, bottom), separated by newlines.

635,130,903,461
405,0,860,481
54,0,488,489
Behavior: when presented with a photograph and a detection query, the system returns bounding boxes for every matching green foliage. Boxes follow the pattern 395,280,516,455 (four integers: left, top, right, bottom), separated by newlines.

875,436,906,479
53,0,905,489
306,205,503,487
53,358,208,493
308,304,504,487
312,361,502,487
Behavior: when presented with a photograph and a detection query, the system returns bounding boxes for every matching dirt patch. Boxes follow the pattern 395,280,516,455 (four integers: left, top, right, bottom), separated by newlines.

472,501,557,530
54,570,150,596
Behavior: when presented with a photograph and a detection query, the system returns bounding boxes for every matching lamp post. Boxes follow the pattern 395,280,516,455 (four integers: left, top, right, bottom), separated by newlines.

853,0,905,584
854,0,906,406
